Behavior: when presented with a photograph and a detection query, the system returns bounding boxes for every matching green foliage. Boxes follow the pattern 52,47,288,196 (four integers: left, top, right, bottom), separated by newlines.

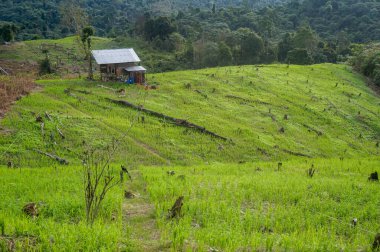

278,33,293,62
38,56,54,76
337,31,351,55
82,143,121,225
144,16,177,40
0,22,17,42
168,32,186,52
277,26,340,65
81,26,95,79
151,33,185,52
2,0,379,70
176,41,195,68
292,26,318,54
351,43,380,86
1,0,379,47
81,26,94,44
218,42,233,66
193,40,219,68
286,48,313,65
234,28,264,64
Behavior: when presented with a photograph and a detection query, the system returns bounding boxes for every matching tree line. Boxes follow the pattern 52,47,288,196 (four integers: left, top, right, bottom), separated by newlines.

137,12,352,68
1,0,379,42
351,44,380,87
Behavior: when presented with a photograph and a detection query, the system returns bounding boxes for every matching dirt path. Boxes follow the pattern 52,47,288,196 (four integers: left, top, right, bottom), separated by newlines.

123,169,169,251
44,92,169,250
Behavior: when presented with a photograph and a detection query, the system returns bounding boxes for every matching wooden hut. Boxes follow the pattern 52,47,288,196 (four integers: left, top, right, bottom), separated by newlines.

92,48,146,83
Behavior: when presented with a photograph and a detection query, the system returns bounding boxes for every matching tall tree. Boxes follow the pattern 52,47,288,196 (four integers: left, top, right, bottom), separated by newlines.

336,31,351,54
193,40,219,68
81,26,95,80
218,42,233,66
0,23,17,42
59,0,88,35
287,48,313,65
144,16,176,40
293,25,319,54
234,28,264,64
278,33,294,62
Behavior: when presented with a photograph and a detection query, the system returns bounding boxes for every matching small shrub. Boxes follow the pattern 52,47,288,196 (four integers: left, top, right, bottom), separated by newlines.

82,141,122,225
39,56,54,76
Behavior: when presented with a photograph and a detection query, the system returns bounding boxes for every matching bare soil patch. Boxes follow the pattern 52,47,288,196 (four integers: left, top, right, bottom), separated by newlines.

0,60,37,118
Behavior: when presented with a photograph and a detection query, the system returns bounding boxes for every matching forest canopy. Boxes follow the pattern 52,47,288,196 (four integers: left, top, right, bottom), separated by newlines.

1,0,379,81
1,0,379,42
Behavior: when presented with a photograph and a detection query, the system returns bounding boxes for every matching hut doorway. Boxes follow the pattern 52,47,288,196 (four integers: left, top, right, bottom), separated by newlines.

125,66,146,84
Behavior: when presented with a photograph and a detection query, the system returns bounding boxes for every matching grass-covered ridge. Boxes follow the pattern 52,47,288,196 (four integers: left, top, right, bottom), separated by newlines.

1,64,379,167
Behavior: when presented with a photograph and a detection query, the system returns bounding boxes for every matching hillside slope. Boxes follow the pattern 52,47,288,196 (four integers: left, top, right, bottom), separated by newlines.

0,64,379,167
0,36,176,73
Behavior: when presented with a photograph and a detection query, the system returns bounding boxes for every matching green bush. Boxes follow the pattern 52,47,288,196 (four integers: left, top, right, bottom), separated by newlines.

351,43,380,86
38,56,54,76
286,48,313,65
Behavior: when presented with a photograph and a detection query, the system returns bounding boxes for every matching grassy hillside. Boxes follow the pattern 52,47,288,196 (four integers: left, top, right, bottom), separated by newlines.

0,36,176,74
0,63,379,250
0,64,379,168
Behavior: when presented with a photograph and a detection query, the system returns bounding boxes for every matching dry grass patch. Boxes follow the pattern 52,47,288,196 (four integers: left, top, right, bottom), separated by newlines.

0,60,37,117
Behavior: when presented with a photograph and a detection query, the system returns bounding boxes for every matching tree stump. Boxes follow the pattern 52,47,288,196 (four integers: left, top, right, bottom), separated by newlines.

35,115,43,123
167,171,175,176
124,191,136,199
368,172,379,182
168,196,184,219
121,165,132,180
277,162,283,171
22,203,38,218
373,233,380,250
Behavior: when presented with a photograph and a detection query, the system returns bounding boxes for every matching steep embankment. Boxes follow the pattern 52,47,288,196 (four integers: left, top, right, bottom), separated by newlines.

0,64,379,167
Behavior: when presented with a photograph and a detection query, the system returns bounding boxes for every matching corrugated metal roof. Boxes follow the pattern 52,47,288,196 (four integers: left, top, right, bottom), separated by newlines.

92,48,141,64
125,66,146,72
